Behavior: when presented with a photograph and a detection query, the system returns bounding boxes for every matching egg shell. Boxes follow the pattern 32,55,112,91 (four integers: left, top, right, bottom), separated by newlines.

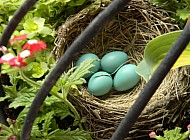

88,71,113,96
113,64,140,91
101,51,128,74
76,53,100,78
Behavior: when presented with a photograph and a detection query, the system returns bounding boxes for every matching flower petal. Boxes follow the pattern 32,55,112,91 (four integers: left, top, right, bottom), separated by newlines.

149,132,156,138
22,40,47,54
0,46,8,52
19,50,31,58
1,53,15,61
9,34,27,46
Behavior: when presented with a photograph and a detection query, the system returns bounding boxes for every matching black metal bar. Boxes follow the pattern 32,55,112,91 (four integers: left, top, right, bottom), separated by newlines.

21,0,131,139
111,23,190,140
0,82,8,126
0,0,39,126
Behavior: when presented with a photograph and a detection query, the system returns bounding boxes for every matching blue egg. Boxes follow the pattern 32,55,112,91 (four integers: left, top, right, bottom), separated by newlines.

88,71,113,96
113,64,140,91
101,51,128,74
76,53,100,78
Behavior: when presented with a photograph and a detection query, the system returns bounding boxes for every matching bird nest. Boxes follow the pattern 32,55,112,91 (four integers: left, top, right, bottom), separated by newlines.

53,0,190,139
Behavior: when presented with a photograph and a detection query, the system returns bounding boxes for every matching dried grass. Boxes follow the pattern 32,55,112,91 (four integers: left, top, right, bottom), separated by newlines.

53,0,190,139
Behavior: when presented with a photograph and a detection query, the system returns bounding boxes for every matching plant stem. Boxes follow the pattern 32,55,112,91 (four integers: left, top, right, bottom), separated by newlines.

19,71,39,87
19,70,63,99
63,98,83,130
19,70,82,129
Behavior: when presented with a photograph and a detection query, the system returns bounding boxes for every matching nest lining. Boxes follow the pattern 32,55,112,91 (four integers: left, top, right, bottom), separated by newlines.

53,0,190,139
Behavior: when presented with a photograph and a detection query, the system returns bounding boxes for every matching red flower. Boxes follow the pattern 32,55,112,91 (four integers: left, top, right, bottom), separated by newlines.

9,34,27,46
8,57,27,68
0,51,29,68
149,131,156,138
22,40,46,55
0,53,15,63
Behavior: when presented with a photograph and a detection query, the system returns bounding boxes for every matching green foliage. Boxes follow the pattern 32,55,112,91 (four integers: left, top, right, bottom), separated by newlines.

0,59,95,139
150,126,190,140
149,0,190,22
0,0,92,48
0,0,98,139
24,62,49,78
48,128,92,140
136,30,190,82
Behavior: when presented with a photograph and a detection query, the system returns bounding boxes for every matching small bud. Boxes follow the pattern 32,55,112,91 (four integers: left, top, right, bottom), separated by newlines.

187,124,190,131
149,131,156,138
7,136,16,140
10,119,16,125
7,118,16,125
0,46,8,53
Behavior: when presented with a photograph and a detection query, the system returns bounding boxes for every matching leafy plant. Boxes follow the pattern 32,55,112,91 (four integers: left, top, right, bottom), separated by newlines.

136,30,190,82
0,35,95,139
149,125,190,140
149,0,190,22
0,0,92,49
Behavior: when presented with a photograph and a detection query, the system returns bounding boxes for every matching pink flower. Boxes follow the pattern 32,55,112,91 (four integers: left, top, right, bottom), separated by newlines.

149,131,156,138
22,40,46,55
9,34,27,46
187,124,190,131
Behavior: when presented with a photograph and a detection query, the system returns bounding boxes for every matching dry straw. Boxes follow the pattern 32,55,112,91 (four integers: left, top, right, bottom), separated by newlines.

53,0,190,139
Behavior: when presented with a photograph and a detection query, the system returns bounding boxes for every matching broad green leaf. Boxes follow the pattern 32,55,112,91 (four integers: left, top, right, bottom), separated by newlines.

33,17,45,32
136,60,151,82
137,30,190,81
49,128,92,140
23,20,38,31
24,62,48,78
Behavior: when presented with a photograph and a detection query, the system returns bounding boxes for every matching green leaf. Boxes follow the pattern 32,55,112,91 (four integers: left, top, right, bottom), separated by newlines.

44,97,72,120
49,128,92,140
0,96,11,102
23,20,38,31
16,107,30,123
9,87,37,109
52,102,72,120
136,60,151,82
24,62,48,78
1,68,20,74
9,73,19,86
31,125,43,138
177,8,190,20
137,30,190,81
42,111,54,135
163,127,182,139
